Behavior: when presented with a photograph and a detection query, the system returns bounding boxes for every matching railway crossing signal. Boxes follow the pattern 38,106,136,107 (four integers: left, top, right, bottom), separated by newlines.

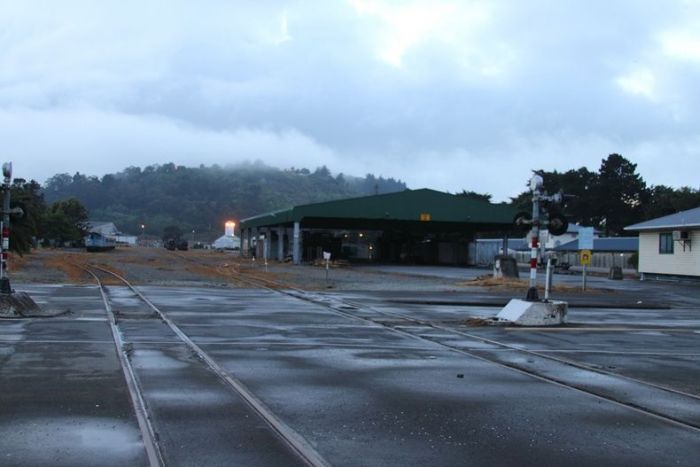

1,162,14,294
496,174,570,326
513,174,569,301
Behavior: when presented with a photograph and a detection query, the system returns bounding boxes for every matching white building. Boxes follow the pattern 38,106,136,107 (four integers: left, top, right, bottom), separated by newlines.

212,221,241,250
625,206,700,279
212,235,241,250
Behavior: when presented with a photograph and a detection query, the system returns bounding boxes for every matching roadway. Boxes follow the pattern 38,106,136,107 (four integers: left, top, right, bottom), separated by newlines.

2,276,699,466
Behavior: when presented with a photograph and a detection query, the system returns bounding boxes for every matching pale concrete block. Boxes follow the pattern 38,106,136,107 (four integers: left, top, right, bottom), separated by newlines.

496,298,567,326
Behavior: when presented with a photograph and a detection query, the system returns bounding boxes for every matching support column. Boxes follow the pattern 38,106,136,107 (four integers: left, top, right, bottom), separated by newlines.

251,227,258,258
242,228,248,256
258,228,265,260
246,228,252,256
292,222,301,265
263,229,271,261
277,227,284,261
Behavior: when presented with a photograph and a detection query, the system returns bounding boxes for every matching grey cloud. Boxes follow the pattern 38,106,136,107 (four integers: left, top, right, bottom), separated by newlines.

1,0,699,201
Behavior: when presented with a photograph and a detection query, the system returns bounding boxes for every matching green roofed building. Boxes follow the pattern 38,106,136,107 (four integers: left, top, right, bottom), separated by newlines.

240,188,518,265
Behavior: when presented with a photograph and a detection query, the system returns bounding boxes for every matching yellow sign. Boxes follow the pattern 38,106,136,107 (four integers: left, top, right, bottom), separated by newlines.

580,249,592,266
420,213,432,221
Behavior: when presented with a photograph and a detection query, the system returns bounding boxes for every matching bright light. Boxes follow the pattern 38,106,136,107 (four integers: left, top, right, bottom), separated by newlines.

225,221,236,236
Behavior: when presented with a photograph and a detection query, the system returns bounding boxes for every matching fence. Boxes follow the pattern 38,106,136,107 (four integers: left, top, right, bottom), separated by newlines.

514,250,635,270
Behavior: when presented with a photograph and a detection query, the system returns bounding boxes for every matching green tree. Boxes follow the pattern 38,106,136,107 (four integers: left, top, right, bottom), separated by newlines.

44,162,407,237
592,154,649,236
43,198,89,245
509,168,597,225
8,179,46,255
644,185,700,220
510,157,651,234
458,190,492,202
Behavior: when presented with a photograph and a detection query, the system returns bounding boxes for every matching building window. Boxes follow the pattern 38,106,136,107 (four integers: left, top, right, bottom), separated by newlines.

659,232,674,254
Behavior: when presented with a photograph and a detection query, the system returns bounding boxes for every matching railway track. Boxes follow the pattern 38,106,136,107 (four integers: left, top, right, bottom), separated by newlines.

71,252,700,466
170,252,700,433
79,262,330,467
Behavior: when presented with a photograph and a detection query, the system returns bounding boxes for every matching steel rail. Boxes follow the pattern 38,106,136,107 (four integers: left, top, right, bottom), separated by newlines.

87,264,331,467
198,256,700,399
189,257,700,433
176,254,700,393
79,265,165,467
325,296,700,430
340,297,700,403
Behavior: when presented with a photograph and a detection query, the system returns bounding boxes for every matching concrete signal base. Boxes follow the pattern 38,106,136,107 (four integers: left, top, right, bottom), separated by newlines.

0,292,42,318
496,299,568,326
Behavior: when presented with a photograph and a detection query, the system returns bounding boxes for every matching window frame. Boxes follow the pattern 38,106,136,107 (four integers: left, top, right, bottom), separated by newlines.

658,232,674,255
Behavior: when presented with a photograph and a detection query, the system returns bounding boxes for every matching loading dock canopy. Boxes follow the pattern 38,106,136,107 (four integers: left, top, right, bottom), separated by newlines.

241,188,517,231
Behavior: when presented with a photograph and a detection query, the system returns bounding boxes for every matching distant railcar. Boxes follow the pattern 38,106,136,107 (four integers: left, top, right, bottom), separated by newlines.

85,232,116,252
164,238,188,251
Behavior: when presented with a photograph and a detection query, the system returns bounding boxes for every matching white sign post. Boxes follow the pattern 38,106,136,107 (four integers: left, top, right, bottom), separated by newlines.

323,251,331,283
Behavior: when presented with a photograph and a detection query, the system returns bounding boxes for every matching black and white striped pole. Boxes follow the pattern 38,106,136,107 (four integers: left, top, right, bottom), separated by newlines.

526,174,543,301
0,162,13,294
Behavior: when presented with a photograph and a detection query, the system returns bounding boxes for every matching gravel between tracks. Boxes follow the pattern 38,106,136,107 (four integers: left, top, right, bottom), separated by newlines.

10,247,699,309
11,247,472,292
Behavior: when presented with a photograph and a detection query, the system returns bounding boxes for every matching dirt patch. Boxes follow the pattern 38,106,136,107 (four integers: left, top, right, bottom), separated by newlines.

463,317,506,327
464,276,528,289
460,275,610,294
234,265,289,288
9,253,29,271
41,253,93,284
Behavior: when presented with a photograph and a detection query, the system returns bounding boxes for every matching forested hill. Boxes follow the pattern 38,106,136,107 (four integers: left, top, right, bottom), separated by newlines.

42,162,406,237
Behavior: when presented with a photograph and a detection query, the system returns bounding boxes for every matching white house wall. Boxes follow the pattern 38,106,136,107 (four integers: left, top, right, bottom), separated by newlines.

638,231,700,277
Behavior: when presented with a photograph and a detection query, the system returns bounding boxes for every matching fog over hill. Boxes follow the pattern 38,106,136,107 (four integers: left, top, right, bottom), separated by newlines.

42,162,407,237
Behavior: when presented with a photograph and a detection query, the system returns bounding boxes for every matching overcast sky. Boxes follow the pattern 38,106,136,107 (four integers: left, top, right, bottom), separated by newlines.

3,0,700,201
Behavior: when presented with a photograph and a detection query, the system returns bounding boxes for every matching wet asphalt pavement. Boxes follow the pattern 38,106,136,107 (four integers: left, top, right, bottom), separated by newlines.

2,277,700,466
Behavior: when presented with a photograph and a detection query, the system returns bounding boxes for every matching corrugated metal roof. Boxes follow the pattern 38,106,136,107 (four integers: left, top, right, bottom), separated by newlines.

241,188,517,229
553,237,639,252
240,208,295,229
625,206,700,231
